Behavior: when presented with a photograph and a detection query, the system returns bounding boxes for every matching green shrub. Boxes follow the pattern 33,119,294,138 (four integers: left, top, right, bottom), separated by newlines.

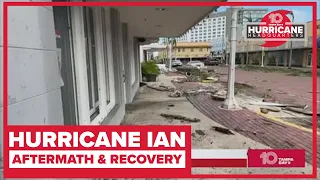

141,60,160,76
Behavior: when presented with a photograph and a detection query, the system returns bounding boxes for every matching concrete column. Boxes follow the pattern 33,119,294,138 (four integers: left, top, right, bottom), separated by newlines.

283,51,288,66
168,44,172,71
222,7,240,110
261,47,264,67
302,50,308,67
240,54,245,65
275,56,279,66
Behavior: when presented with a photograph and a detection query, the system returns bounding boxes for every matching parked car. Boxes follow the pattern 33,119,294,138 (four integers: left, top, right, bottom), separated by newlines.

172,60,183,67
187,61,205,68
204,59,220,66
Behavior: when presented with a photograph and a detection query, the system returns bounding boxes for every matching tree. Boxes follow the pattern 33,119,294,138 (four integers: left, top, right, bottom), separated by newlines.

243,13,262,65
161,37,177,71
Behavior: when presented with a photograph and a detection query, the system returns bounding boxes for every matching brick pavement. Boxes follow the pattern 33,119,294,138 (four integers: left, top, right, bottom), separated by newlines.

174,82,319,167
215,67,319,112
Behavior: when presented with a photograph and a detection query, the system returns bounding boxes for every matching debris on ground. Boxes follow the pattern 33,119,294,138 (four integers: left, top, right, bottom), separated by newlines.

308,91,320,94
191,133,196,138
201,79,217,83
263,97,277,102
160,113,201,123
235,82,255,89
250,102,308,109
171,77,188,83
260,108,269,114
211,95,225,101
195,130,205,136
211,126,234,135
147,84,175,92
185,89,218,96
283,107,315,116
234,128,264,135
206,77,219,81
169,90,183,98
168,104,175,107
265,107,281,112
140,82,147,87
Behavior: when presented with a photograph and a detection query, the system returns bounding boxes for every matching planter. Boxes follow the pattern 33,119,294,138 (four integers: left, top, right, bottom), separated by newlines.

144,74,157,82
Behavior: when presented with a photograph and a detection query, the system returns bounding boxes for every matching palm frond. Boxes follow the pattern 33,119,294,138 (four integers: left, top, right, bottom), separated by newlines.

254,18,262,22
243,16,253,22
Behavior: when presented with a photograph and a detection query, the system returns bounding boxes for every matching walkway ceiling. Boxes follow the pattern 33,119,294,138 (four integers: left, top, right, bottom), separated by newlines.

108,0,224,38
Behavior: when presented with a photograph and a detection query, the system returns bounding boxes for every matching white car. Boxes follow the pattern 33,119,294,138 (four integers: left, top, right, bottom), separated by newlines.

187,61,205,68
172,60,183,67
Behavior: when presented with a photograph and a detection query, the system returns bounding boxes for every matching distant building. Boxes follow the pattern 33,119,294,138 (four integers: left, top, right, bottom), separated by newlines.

175,13,227,42
158,42,211,62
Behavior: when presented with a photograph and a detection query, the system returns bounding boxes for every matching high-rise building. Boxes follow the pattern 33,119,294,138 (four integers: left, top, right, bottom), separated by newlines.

175,14,227,42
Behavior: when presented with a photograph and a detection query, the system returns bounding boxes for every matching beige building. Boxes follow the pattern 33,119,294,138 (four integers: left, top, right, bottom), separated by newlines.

158,42,212,63
227,19,320,67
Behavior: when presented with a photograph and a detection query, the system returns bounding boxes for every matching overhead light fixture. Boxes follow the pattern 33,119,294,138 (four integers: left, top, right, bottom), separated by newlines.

155,8,166,11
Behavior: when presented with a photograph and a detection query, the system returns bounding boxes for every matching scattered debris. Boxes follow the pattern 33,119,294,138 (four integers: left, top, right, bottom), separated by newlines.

191,133,196,138
235,82,255,89
308,91,320,94
283,107,315,116
260,108,269,114
263,97,277,102
185,89,218,96
169,90,183,98
234,128,264,135
147,85,174,92
211,126,234,135
160,113,201,123
250,102,308,109
215,89,227,97
140,82,147,87
172,77,188,83
265,107,281,112
195,130,205,136
168,104,175,107
201,80,217,83
206,77,219,81
211,95,225,101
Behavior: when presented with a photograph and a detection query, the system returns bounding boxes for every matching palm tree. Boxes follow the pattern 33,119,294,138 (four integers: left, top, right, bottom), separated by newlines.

162,37,177,71
243,13,262,65
287,10,294,69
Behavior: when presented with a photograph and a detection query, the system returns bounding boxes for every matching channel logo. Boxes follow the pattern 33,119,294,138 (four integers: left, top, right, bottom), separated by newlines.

247,149,305,167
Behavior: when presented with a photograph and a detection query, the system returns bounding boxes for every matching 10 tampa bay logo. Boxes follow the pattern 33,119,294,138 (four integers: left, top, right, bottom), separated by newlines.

245,10,306,48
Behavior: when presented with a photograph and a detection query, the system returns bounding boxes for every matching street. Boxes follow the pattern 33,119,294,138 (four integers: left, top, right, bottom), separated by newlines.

214,66,319,112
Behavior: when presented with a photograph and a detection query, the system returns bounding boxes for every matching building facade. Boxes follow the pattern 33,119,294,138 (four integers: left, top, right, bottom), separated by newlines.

158,42,211,62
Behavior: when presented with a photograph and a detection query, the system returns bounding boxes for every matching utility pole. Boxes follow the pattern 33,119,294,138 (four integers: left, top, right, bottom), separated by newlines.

222,7,240,110
261,47,265,67
288,11,294,69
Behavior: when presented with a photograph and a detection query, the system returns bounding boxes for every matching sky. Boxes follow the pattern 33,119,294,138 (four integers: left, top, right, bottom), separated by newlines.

217,1,319,23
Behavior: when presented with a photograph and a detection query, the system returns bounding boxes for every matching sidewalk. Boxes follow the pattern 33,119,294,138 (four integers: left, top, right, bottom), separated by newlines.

123,74,315,177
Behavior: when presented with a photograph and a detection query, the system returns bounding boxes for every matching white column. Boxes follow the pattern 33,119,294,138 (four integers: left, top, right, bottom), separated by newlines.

168,44,172,71
222,7,240,110
261,47,264,67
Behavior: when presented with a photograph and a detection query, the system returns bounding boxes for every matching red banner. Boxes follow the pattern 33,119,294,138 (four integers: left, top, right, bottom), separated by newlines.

5,125,191,178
